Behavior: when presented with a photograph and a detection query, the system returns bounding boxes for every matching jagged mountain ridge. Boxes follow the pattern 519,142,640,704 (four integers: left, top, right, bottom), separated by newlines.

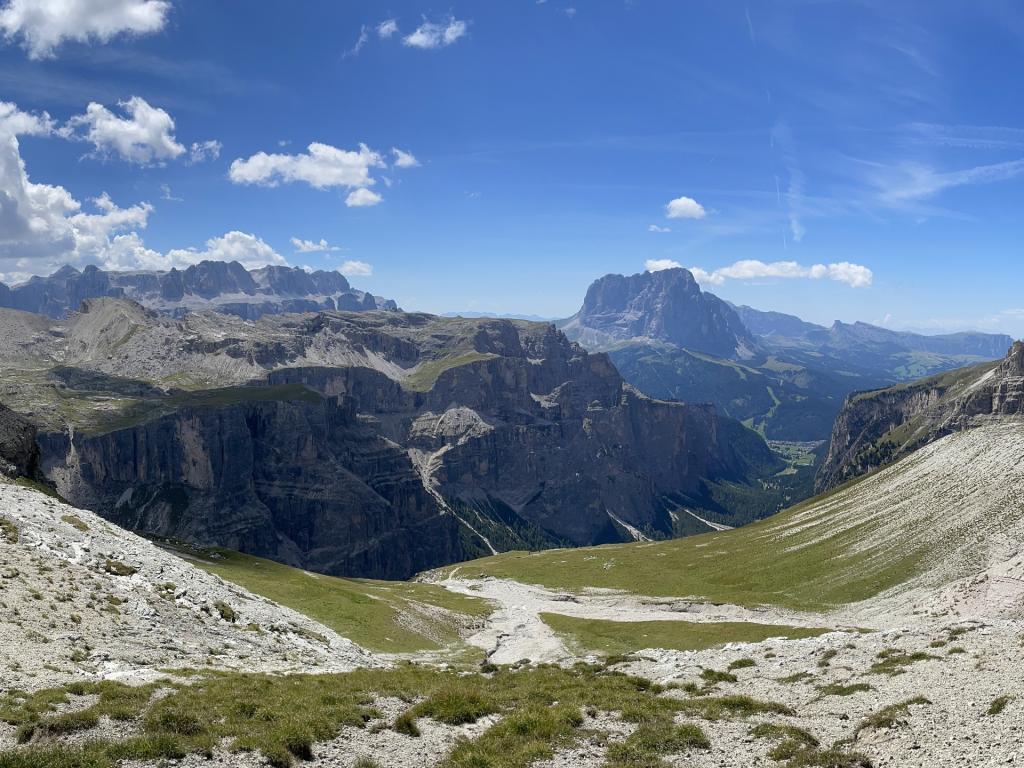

817,340,1024,491
0,261,398,320
562,268,1012,441
0,298,780,579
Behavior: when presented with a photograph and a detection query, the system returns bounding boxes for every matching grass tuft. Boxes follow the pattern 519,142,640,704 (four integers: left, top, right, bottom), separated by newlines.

0,517,18,544
868,648,938,675
857,696,930,734
103,559,138,577
727,658,757,671
988,695,1013,716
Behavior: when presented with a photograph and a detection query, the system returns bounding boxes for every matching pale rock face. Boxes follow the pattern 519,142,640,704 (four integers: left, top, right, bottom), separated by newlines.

0,482,377,693
817,340,1024,491
0,261,398,320
561,267,756,358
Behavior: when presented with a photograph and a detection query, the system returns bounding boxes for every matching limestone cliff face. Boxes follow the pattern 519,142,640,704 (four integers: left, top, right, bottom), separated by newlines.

38,396,465,579
0,403,40,479
561,268,756,357
816,341,1024,491
6,303,779,579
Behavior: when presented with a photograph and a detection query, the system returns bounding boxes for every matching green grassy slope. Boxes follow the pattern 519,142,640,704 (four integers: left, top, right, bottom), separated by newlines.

443,422,1024,612
162,543,491,654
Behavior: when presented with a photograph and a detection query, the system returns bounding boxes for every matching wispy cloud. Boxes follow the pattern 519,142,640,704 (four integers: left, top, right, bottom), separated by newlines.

345,24,369,57
646,258,873,288
291,237,343,253
871,158,1024,204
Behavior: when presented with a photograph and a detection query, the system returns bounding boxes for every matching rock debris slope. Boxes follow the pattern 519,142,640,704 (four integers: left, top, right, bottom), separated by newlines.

0,481,376,693
818,339,1024,490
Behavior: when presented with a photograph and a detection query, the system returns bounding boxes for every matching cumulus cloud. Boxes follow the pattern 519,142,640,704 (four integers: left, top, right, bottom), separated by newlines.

0,99,283,282
391,147,419,168
291,237,342,253
648,224,671,233
0,0,170,59
687,259,873,288
166,231,286,270
376,18,398,38
345,187,382,207
644,259,683,272
403,16,467,49
0,101,53,136
0,104,162,280
187,139,221,164
339,260,373,277
63,96,185,165
665,196,706,220
229,142,385,191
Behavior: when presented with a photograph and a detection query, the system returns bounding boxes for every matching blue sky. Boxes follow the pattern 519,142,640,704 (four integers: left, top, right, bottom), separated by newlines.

1,1,1023,335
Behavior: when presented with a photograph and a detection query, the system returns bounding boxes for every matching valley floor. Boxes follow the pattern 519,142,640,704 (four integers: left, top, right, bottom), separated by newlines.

2,421,1024,767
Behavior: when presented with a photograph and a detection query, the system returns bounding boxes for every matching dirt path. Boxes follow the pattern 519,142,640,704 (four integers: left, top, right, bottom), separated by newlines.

438,575,832,664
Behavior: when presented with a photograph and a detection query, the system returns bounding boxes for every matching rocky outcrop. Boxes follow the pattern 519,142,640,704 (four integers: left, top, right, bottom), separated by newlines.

39,394,467,580
816,341,1024,491
0,402,40,479
1,302,780,578
560,268,756,357
0,261,398,320
0,482,375,693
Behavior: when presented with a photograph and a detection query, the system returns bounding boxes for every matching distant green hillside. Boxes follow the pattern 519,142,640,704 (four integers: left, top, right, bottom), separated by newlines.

442,422,1024,612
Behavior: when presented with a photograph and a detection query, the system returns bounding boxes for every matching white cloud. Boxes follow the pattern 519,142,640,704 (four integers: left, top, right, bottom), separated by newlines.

376,18,398,39
644,259,682,272
0,0,170,59
63,96,185,165
159,183,181,201
0,100,53,136
229,142,385,191
688,259,873,288
345,187,382,207
647,224,671,233
391,147,419,168
166,231,286,270
0,106,163,280
665,195,706,220
291,237,342,253
339,260,373,277
876,159,1024,204
0,100,285,281
403,16,467,49
345,24,368,57
187,139,221,164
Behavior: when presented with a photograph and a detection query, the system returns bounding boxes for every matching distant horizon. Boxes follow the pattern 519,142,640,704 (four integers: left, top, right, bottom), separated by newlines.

2,259,1019,341
1,2,1023,335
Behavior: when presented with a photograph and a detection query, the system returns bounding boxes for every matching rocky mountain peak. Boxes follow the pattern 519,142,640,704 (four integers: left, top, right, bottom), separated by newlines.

1000,340,1024,376
0,261,398,320
561,267,756,358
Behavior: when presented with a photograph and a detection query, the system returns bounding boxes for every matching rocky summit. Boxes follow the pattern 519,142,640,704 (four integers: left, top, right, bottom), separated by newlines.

559,268,1012,442
561,267,757,358
0,261,398,320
